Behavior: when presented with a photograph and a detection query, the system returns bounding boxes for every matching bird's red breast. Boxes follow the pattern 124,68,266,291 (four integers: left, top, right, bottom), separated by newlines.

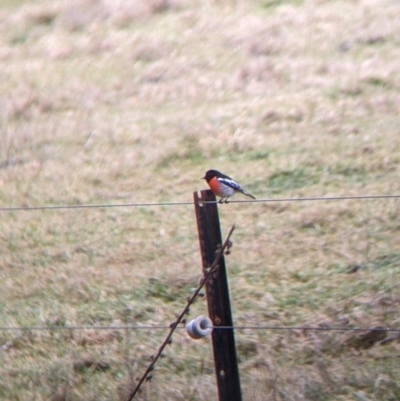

208,176,222,196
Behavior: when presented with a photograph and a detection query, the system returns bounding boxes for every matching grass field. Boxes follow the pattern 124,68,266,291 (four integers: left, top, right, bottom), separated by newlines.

1,0,400,400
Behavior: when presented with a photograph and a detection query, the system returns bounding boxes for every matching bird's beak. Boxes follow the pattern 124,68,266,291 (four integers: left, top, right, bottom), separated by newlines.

201,175,205,180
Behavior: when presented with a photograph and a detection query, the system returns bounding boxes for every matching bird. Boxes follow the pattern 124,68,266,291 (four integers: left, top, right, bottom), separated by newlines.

202,169,255,203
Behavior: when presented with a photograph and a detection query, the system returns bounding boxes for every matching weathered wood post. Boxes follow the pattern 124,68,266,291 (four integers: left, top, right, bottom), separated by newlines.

194,189,242,401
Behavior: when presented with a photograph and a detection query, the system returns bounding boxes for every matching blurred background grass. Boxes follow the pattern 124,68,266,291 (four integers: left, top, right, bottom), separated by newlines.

1,0,400,400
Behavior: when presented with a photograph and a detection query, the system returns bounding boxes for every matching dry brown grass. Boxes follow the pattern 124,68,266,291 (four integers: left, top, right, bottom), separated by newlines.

1,0,400,399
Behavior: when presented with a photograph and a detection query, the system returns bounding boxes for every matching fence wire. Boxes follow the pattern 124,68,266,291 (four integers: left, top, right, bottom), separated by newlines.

0,194,400,212
0,325,399,332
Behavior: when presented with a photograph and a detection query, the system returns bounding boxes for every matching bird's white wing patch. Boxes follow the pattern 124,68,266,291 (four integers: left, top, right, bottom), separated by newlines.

217,177,243,192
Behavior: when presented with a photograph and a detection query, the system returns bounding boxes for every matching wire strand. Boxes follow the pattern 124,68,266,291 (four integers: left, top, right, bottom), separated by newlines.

1,194,399,212
0,325,398,332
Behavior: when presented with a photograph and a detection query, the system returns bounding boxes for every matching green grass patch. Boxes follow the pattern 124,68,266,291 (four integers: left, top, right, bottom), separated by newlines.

267,169,320,193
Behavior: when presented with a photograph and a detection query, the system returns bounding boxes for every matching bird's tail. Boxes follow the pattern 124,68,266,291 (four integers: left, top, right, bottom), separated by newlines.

241,189,255,200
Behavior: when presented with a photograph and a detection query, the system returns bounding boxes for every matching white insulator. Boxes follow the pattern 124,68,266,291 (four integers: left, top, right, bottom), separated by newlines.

186,315,213,340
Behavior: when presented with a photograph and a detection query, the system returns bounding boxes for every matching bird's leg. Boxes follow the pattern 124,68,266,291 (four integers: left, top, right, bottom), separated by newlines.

219,198,224,204
224,198,229,204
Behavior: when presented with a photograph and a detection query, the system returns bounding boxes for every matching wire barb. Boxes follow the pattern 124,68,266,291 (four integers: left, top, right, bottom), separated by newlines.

125,224,236,401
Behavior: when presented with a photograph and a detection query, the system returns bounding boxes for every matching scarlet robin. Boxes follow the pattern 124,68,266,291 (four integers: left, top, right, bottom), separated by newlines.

202,169,255,203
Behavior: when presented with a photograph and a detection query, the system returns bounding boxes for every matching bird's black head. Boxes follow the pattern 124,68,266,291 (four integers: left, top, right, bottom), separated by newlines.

202,169,221,183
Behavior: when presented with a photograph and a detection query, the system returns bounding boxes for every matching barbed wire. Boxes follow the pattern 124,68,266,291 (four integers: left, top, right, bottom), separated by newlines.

0,325,399,332
0,194,399,212
124,224,236,401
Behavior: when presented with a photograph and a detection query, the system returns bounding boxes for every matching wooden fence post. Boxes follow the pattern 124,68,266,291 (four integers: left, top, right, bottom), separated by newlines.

194,189,242,401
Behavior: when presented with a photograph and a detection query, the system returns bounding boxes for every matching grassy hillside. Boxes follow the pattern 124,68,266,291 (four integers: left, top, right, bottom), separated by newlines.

1,0,399,400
